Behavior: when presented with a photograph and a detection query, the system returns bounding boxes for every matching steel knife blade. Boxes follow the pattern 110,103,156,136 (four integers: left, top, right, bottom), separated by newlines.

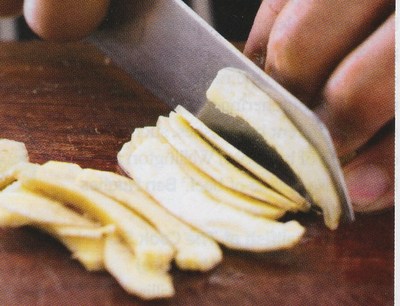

88,0,354,222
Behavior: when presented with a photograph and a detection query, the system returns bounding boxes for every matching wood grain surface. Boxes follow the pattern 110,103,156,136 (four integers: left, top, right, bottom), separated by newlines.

0,42,394,306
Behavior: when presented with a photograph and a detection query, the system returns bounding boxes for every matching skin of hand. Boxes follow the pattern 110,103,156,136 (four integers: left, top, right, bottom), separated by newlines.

0,0,110,41
244,0,394,213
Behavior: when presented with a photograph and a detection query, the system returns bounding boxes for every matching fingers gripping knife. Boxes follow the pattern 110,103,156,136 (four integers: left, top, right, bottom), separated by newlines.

88,0,354,226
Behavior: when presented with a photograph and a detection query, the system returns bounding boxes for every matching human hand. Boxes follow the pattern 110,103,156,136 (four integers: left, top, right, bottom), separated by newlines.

244,0,394,213
0,0,110,41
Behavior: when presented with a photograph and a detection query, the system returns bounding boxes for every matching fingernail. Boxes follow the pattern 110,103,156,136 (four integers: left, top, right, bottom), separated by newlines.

249,51,266,69
345,164,390,211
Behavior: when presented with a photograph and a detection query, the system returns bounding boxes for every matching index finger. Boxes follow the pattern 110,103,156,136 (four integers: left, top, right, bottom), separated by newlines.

264,0,394,104
316,14,394,156
244,0,288,67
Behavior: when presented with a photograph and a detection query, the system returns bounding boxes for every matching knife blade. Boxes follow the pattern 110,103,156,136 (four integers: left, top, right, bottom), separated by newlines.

88,0,354,223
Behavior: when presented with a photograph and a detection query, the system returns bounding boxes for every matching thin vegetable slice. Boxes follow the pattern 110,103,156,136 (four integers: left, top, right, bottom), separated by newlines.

78,168,223,271
104,234,175,299
126,128,285,219
175,105,308,209
157,113,300,211
126,138,305,251
206,67,341,229
0,185,98,227
0,139,29,189
17,163,175,271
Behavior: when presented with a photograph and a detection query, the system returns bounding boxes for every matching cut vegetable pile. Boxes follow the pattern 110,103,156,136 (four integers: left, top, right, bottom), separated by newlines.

0,68,342,300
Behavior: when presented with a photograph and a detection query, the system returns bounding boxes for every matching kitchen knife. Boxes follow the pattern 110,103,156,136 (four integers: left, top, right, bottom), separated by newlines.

88,0,354,223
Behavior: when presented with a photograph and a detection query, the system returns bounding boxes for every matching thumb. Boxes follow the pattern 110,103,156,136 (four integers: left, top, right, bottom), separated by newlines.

343,130,394,212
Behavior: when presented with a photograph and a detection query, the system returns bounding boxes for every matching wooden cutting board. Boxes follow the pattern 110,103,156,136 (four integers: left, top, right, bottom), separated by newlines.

0,41,394,306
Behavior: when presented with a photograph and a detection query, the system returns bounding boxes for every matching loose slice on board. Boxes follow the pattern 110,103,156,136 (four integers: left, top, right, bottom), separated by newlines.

44,226,106,271
17,163,175,271
126,126,286,219
0,182,99,227
0,182,107,271
0,139,29,189
125,138,305,252
104,234,175,299
78,168,223,272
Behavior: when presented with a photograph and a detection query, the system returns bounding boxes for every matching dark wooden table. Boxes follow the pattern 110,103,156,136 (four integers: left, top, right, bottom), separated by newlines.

0,42,394,306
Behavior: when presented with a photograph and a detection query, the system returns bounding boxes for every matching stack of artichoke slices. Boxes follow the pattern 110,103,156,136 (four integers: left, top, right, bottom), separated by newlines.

0,68,342,300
